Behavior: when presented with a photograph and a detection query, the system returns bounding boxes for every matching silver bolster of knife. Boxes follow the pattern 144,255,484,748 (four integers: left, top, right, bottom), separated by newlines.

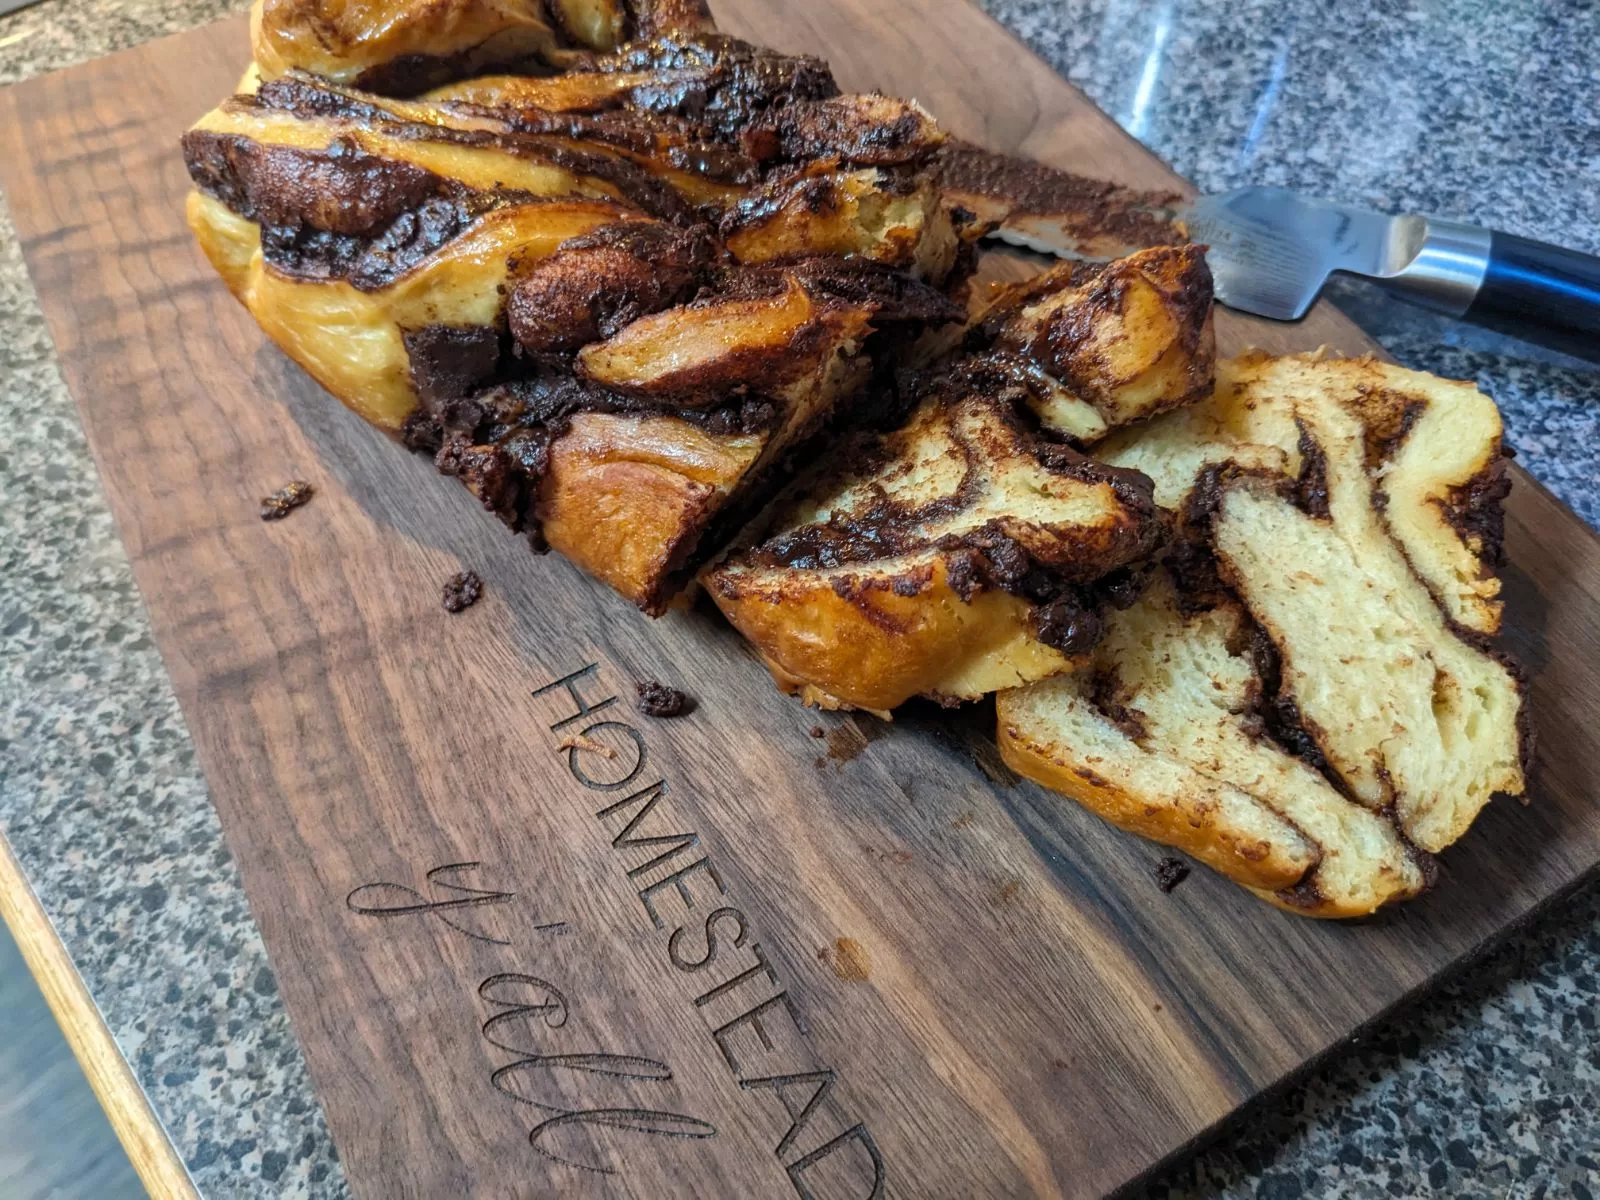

1384,217,1492,317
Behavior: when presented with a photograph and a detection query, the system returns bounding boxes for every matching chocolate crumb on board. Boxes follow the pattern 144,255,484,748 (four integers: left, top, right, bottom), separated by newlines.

1154,857,1191,893
259,480,314,520
441,570,483,613
556,733,614,758
809,726,826,739
636,680,694,717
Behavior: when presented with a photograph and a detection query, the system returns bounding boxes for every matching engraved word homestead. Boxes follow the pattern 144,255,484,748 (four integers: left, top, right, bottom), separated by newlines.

345,661,886,1198
532,664,886,1197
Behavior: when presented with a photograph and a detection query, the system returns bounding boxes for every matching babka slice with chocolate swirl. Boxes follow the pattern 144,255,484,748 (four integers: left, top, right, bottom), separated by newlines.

414,260,960,612
701,361,1166,716
964,244,1216,443
701,243,1216,713
997,352,1526,915
998,570,1433,917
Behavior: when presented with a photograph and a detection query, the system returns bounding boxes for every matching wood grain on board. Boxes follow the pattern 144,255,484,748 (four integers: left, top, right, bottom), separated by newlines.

2,5,1597,1197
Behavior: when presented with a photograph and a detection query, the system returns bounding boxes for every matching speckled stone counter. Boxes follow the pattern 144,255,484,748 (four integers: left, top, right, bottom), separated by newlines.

1,1,1596,1197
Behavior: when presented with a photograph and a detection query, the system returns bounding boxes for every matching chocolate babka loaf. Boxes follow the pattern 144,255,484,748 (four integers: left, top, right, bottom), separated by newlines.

183,60,965,611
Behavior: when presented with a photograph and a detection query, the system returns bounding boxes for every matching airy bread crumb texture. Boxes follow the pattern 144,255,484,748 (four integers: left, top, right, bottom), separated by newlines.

1001,352,1526,914
998,572,1430,918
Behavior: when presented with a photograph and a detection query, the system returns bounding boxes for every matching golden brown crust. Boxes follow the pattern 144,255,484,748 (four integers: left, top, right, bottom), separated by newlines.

251,0,717,93
709,557,1073,713
576,276,866,400
995,712,1316,894
934,140,1185,258
538,411,762,609
184,188,629,428
546,0,627,51
251,0,565,94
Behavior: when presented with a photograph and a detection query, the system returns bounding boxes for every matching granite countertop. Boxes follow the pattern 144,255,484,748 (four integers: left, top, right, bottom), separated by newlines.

1,0,1597,1195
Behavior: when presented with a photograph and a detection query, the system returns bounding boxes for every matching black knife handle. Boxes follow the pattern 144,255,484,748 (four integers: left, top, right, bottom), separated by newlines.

1463,231,1600,360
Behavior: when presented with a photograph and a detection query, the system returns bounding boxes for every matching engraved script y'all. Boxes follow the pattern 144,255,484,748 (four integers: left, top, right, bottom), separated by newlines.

345,861,717,1176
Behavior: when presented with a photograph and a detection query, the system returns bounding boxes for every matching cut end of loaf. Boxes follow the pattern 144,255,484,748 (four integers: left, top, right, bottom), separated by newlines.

997,571,1432,918
1005,351,1527,914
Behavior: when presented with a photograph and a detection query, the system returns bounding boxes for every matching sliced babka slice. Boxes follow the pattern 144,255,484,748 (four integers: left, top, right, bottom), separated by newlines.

996,570,1432,917
1001,353,1525,906
702,358,1166,715
701,245,1216,712
1096,352,1511,637
966,244,1215,442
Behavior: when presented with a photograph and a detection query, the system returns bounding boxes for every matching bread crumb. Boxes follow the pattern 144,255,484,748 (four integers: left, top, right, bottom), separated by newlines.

441,570,483,612
259,480,314,520
636,680,692,717
860,843,913,865
821,937,870,982
557,733,614,758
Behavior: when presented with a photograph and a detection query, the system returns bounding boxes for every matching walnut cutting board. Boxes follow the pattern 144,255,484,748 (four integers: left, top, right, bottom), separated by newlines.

4,6,1599,1197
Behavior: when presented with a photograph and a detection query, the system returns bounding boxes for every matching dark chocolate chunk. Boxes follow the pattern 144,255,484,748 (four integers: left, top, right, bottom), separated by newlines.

405,326,503,404
1442,453,1512,570
1087,668,1146,742
1293,421,1331,520
1032,594,1104,657
441,570,484,613
259,480,315,520
636,680,694,717
1154,857,1190,894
